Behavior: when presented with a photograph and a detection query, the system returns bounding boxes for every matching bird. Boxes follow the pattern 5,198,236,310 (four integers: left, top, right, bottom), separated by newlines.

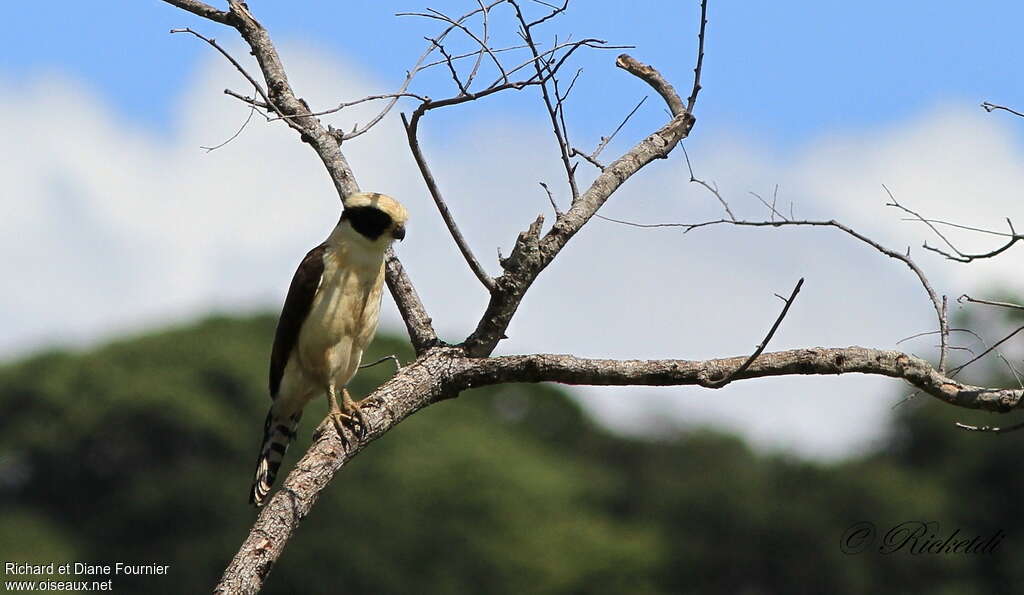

250,191,408,507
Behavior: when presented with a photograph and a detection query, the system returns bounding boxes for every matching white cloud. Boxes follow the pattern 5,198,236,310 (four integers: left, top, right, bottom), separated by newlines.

1,48,1020,460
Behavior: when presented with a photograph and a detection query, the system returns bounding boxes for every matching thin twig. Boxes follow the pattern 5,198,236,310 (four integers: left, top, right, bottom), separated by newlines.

749,190,788,222
949,325,1024,377
704,277,805,388
959,295,1024,312
224,88,272,112
169,28,296,131
682,145,735,220
596,214,949,371
201,92,258,151
413,6,506,87
431,37,469,94
589,95,647,162
526,0,569,28
318,0,510,141
686,0,709,114
902,217,1017,237
896,328,985,346
401,112,495,291
510,0,580,201
981,101,1024,119
420,43,527,71
955,419,1024,433
266,93,428,122
539,182,561,214
889,194,1022,263
493,38,622,86
359,354,402,371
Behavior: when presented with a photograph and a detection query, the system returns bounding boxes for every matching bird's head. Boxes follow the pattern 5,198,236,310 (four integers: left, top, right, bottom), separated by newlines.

339,192,408,246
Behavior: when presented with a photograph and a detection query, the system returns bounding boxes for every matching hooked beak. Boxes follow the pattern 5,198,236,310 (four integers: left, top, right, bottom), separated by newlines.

392,225,406,241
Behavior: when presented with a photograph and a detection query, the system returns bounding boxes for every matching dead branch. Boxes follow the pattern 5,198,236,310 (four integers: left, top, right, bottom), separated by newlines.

511,0,581,201
959,294,1024,312
703,278,804,388
463,56,696,356
401,112,496,291
201,95,258,152
467,348,1024,411
597,214,951,372
955,420,1024,433
216,339,1024,593
948,325,1024,376
156,2,1024,593
572,95,648,170
686,0,709,113
682,145,736,220
982,101,1024,119
163,0,436,352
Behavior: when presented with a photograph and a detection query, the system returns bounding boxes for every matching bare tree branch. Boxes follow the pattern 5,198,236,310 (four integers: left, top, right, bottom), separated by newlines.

510,0,581,201
539,181,562,214
703,278,804,388
686,0,709,113
224,88,272,112
170,28,292,127
401,112,496,291
982,101,1024,119
265,92,428,123
948,325,1024,377
158,2,1024,592
592,213,951,371
466,348,1024,411
959,294,1024,312
572,95,648,170
200,93,258,152
955,420,1024,433
900,214,1022,262
615,54,686,117
384,251,438,354
464,55,696,356
162,0,231,24
163,0,436,360
217,337,1024,593
682,145,735,220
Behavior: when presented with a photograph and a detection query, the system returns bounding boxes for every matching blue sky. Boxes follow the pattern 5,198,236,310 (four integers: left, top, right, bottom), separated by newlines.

3,1,1023,458
7,2,1024,144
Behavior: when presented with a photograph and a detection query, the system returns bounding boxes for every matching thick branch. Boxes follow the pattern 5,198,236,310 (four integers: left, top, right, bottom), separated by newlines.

163,0,436,351
214,347,468,594
218,341,1024,592
595,215,951,373
221,0,359,198
161,0,231,24
385,250,439,354
615,54,686,117
466,348,1024,412
464,55,695,355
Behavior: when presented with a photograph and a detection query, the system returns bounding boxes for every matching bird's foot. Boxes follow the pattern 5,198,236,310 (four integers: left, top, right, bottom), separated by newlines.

314,389,367,447
340,389,370,440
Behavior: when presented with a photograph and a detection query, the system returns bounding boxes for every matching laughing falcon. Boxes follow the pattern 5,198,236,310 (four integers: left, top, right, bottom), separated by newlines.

250,192,408,507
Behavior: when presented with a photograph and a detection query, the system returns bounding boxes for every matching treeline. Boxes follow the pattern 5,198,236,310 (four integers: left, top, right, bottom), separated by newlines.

2,308,1023,594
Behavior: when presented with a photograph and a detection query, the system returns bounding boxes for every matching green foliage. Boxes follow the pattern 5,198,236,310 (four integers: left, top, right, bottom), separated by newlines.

1,311,1020,593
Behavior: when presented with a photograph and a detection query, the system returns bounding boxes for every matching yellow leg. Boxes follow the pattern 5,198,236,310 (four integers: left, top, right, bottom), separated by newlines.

340,388,369,437
314,385,366,446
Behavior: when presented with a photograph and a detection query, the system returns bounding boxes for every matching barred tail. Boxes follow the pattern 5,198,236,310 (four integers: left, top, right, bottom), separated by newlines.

250,409,302,507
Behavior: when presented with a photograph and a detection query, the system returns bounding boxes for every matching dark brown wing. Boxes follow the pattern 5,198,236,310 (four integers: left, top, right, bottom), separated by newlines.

269,243,327,397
